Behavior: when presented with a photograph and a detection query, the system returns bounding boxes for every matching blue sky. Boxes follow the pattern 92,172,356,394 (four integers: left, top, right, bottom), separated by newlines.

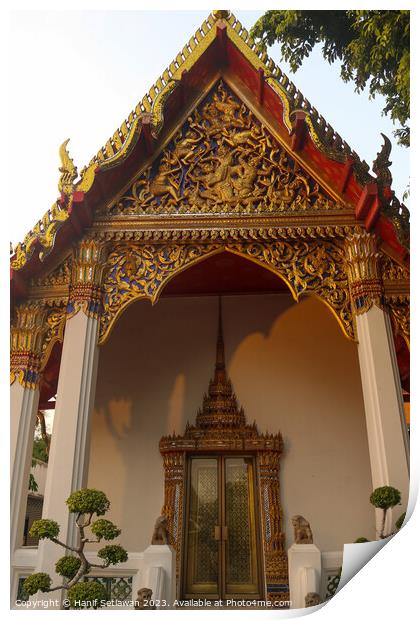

8,9,409,246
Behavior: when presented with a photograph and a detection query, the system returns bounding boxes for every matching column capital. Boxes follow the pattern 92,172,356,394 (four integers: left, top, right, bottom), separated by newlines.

10,303,47,389
344,229,383,315
68,238,107,320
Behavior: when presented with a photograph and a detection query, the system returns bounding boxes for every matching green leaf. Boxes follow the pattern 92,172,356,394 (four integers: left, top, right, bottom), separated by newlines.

23,573,52,595
66,489,110,516
29,519,60,540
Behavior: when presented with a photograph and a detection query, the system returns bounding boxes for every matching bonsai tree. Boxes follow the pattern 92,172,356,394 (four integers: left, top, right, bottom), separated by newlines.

369,486,402,539
23,489,128,609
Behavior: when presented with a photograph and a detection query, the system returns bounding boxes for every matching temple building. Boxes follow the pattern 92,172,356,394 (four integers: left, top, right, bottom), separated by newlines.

10,10,409,609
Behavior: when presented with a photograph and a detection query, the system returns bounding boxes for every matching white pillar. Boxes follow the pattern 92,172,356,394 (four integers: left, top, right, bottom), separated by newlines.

344,229,409,538
10,381,40,553
288,543,321,609
34,310,100,588
356,305,409,534
10,304,46,558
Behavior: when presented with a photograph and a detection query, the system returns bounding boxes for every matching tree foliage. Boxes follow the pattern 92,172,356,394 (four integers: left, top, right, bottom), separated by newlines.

97,544,128,566
68,582,107,609
23,489,127,608
66,488,110,515
23,573,52,595
32,437,49,463
251,10,410,145
395,511,406,530
370,486,401,510
91,518,121,541
55,556,82,579
29,519,60,540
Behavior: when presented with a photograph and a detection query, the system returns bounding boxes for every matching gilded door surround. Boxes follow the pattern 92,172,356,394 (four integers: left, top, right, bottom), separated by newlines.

159,302,288,603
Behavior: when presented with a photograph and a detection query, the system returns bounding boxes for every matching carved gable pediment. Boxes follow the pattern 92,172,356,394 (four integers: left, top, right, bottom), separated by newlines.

103,81,344,218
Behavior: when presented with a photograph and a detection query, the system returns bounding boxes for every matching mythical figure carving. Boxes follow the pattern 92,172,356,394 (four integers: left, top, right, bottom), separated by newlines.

291,515,313,544
107,81,341,217
151,515,169,545
305,592,322,607
372,133,393,189
134,588,154,609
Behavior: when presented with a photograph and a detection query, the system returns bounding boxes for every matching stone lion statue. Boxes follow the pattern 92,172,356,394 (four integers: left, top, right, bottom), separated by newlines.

134,588,154,610
305,592,321,608
151,515,169,545
291,515,313,544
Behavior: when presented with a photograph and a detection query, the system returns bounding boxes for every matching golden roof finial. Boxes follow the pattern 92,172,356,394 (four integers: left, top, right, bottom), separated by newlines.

212,10,231,20
58,139,78,195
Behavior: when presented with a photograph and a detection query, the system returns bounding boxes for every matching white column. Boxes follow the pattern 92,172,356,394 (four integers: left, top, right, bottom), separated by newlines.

345,230,409,537
10,381,40,553
356,304,409,534
34,310,100,587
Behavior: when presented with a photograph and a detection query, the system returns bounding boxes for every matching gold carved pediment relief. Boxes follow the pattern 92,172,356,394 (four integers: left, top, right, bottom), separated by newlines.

104,81,344,218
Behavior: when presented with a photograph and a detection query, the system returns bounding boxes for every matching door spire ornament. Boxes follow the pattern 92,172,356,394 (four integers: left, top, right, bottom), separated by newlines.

159,298,288,602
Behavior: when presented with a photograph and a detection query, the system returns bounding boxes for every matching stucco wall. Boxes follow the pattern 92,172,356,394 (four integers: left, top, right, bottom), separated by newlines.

87,293,375,553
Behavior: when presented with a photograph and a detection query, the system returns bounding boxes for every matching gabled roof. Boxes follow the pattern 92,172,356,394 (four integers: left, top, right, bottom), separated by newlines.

10,9,409,299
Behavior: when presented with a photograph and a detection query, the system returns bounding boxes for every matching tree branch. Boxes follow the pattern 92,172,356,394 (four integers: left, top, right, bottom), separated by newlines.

50,537,78,553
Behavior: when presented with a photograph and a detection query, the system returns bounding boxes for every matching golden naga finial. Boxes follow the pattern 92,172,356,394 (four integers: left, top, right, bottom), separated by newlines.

58,139,78,195
212,10,231,20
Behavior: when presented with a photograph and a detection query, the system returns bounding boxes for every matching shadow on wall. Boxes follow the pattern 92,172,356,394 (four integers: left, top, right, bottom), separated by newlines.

88,294,374,553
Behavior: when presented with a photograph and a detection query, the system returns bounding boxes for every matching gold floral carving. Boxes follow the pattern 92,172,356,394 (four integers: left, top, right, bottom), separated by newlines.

99,239,353,343
161,452,185,579
228,240,353,338
30,255,72,289
92,225,353,244
381,256,409,282
344,230,383,315
259,451,289,603
10,303,68,387
40,307,67,371
68,239,107,320
10,304,47,389
107,82,341,218
99,243,220,342
386,295,410,350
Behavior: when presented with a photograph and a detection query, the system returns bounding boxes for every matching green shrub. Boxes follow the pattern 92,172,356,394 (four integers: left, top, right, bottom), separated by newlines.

55,556,82,579
91,519,121,541
369,486,401,510
395,512,406,530
97,544,128,565
23,572,52,595
67,581,107,609
29,519,60,540
354,537,369,543
66,489,110,516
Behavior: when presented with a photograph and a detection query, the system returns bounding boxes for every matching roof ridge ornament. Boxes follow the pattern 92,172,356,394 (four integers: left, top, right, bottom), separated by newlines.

212,10,231,20
372,133,393,190
58,139,78,195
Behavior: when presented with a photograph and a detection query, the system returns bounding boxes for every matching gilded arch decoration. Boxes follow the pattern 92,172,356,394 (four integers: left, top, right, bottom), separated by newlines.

98,237,354,344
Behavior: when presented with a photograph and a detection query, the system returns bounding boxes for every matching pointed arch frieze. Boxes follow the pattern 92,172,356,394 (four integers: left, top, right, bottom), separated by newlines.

98,237,354,344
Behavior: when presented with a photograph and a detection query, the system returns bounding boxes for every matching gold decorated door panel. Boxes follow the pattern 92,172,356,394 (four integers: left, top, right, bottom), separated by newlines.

183,455,262,600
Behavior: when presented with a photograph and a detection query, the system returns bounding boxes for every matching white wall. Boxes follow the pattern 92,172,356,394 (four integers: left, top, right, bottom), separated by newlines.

87,293,375,553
